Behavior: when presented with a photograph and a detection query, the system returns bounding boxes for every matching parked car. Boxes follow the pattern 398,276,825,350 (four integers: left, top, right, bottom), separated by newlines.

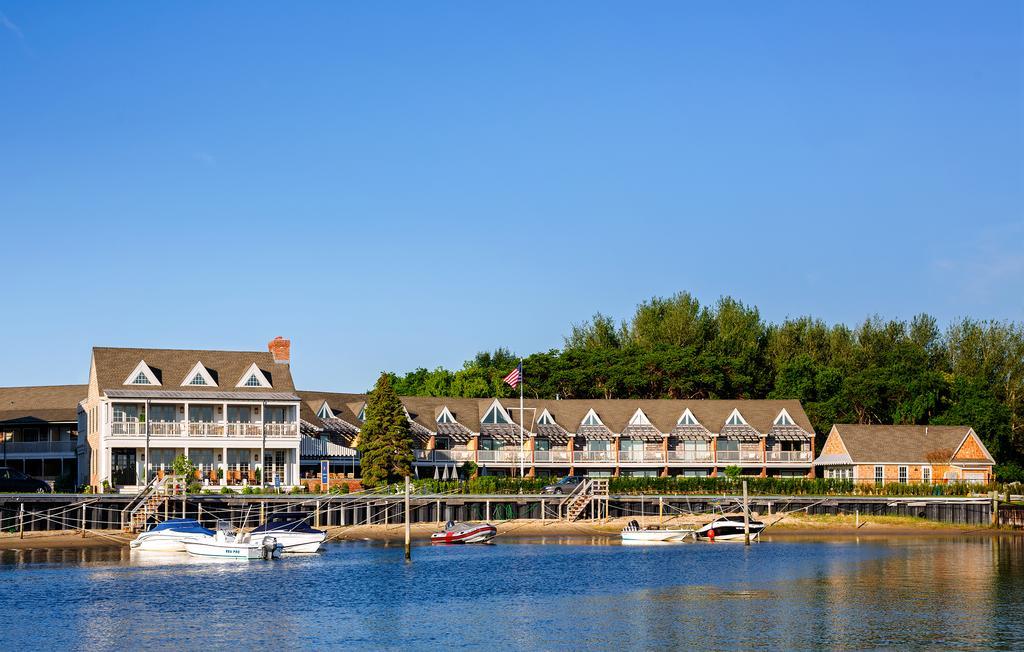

542,475,585,495
0,467,52,493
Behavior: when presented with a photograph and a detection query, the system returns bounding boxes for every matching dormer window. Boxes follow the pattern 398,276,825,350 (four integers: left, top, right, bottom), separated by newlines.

123,360,160,386
235,362,271,388
678,409,699,426
628,408,652,426
537,410,555,425
437,407,456,424
357,405,366,421
182,361,217,388
581,409,603,427
481,400,512,425
725,409,747,426
317,402,334,420
773,409,795,426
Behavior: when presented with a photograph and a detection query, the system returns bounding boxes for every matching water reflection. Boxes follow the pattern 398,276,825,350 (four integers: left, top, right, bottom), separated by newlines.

0,536,1021,649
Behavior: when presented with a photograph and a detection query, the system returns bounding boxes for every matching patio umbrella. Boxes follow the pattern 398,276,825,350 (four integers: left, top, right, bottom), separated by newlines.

442,464,451,481
433,465,439,480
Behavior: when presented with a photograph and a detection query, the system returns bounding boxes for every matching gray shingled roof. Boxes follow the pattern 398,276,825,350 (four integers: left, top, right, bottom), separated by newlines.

825,424,992,464
0,385,87,424
92,347,295,395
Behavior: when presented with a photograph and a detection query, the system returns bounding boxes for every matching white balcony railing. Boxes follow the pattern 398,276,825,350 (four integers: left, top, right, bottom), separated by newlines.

478,450,530,463
618,450,667,463
3,441,76,454
533,450,571,464
573,450,614,463
111,421,298,439
667,450,714,463
716,450,763,463
414,449,476,463
766,450,813,463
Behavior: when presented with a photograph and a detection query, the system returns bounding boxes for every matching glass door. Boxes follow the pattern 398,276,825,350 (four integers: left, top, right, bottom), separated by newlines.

111,448,137,486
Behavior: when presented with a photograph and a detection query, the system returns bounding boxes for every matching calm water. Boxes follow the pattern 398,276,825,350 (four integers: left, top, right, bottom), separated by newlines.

1,534,1022,650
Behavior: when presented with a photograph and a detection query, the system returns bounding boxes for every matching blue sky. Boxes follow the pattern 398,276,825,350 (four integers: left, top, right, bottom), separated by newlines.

1,2,1021,391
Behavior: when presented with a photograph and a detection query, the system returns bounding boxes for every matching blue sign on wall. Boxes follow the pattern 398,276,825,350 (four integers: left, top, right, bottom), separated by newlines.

320,460,329,490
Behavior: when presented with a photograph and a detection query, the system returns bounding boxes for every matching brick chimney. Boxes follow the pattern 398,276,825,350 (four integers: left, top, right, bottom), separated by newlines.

268,336,290,363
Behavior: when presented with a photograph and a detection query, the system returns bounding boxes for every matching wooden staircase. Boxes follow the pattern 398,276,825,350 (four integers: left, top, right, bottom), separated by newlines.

562,478,609,521
121,475,174,533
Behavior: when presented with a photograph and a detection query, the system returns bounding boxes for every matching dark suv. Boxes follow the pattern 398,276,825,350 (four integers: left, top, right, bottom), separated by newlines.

0,467,51,493
542,475,585,495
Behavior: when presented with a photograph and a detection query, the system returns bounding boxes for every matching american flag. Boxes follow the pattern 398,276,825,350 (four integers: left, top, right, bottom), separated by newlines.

503,362,522,388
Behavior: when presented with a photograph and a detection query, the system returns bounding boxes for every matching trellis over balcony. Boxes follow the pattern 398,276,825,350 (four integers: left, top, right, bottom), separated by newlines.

107,400,299,440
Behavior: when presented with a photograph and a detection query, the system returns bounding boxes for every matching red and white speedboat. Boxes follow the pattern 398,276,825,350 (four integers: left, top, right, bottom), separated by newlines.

431,520,498,544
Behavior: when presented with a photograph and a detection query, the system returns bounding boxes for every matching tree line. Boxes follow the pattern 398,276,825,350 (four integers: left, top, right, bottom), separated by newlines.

387,292,1024,476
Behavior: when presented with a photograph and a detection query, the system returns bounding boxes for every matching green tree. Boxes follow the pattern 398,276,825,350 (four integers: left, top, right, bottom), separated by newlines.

358,373,414,487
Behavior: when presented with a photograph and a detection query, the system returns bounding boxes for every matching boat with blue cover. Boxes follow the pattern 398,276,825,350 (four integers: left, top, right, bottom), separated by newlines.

130,518,215,552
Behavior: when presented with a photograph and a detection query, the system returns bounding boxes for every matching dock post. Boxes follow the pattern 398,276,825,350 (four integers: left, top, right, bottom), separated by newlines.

315,500,321,529
742,481,750,546
541,499,546,521
404,476,411,562
198,503,203,528
855,510,859,528
19,503,24,539
436,499,441,525
366,502,371,526
81,503,87,537
991,491,999,528
260,501,265,528
486,499,490,521
659,496,664,526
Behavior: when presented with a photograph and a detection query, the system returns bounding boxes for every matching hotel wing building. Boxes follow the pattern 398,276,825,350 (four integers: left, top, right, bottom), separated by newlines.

299,394,817,478
79,338,302,489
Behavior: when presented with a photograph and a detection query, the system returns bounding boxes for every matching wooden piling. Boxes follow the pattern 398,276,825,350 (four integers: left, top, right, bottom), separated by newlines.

742,481,750,546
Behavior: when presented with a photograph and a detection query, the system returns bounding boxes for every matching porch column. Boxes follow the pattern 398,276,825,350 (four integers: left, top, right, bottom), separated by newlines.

760,436,767,478
661,435,669,478
710,436,718,477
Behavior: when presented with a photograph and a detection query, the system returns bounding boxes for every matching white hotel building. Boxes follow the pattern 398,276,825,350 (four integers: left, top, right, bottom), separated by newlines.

79,338,301,490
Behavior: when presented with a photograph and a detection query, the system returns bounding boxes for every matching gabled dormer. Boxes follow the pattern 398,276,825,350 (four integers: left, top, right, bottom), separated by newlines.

437,406,456,424
357,403,366,422
123,360,160,386
580,408,603,427
677,408,700,426
537,409,556,425
316,401,334,420
181,361,217,388
773,408,796,427
235,362,271,388
724,408,747,427
627,408,652,426
481,399,513,425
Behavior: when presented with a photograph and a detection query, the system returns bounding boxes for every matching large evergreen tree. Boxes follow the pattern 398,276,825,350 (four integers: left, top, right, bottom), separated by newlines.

358,373,414,487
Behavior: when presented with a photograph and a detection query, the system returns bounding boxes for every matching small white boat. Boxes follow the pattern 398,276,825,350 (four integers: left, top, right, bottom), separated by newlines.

694,517,766,542
430,520,497,544
130,518,215,552
620,520,693,543
183,523,282,560
249,513,326,553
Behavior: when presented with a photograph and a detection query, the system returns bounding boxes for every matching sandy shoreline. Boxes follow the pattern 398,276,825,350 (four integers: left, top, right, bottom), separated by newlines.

1,513,1017,550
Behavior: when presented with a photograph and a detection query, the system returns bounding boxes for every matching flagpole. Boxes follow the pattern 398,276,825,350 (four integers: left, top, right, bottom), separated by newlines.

519,359,525,480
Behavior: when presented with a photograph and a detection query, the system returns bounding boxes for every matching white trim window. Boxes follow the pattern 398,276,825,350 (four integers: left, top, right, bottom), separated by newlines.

235,362,271,388
481,400,512,425
898,465,908,484
437,407,456,424
773,409,795,426
627,408,652,426
537,409,555,425
725,409,747,426
317,402,334,420
357,405,366,421
677,409,700,426
874,465,884,486
123,360,160,386
182,361,217,387
922,466,932,484
581,409,603,427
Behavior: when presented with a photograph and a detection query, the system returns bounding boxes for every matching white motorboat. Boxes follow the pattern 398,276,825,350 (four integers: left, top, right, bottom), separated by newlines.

130,518,215,552
430,520,497,544
694,517,766,542
183,524,282,560
249,513,327,553
620,520,693,543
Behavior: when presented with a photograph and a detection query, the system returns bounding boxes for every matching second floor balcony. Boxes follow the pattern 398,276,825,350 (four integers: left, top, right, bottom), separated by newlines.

109,420,298,439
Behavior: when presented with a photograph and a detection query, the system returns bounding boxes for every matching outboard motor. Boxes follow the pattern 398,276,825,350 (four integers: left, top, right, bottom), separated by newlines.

261,536,278,560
